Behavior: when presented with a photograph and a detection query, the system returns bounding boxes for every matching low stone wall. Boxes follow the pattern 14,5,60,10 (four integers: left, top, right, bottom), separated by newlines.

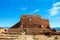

1,28,60,35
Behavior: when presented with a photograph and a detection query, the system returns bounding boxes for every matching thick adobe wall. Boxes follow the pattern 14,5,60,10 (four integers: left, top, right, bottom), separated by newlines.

11,15,51,30
40,19,50,29
20,15,50,29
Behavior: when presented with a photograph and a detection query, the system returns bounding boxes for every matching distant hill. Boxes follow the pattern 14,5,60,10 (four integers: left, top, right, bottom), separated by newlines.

0,27,4,29
52,27,60,31
0,27,10,29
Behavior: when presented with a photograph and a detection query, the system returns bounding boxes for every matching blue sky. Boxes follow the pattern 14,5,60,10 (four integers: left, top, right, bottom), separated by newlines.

0,0,60,28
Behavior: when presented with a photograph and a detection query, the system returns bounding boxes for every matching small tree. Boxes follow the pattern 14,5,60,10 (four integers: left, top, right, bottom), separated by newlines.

55,36,58,40
45,32,49,35
52,29,56,32
0,27,3,29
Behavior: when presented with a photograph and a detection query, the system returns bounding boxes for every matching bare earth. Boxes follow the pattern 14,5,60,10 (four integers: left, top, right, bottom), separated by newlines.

0,34,60,40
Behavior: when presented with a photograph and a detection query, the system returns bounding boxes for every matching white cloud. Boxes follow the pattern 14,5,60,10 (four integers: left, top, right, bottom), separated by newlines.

49,2,60,16
30,9,39,13
20,7,28,10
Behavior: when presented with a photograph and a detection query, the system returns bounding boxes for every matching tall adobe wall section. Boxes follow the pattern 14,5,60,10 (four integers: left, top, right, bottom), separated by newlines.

11,15,51,29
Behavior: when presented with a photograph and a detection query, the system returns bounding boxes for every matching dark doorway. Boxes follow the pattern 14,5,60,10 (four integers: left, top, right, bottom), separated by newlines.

38,25,41,28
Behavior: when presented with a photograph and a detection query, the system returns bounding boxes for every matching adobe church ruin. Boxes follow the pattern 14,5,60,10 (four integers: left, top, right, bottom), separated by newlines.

3,15,60,35
11,15,50,29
